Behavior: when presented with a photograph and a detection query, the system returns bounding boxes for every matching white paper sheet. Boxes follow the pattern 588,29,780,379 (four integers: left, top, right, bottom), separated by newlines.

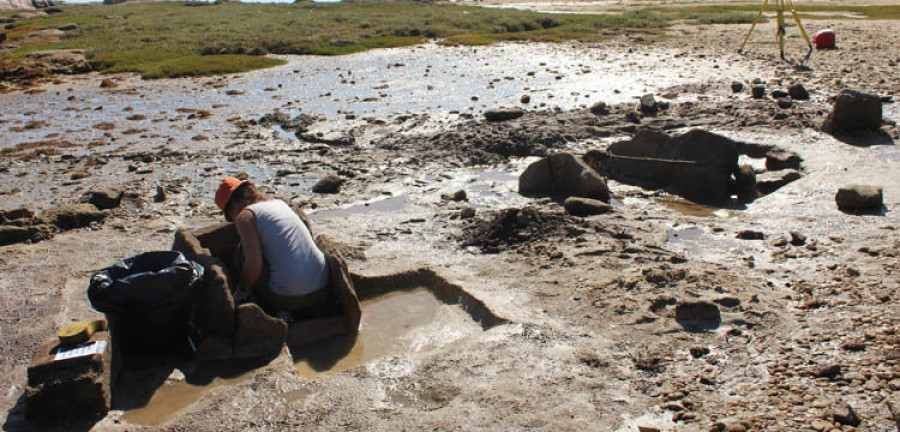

54,340,107,361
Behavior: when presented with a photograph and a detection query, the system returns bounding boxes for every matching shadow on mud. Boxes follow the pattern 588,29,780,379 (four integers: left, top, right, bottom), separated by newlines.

832,130,896,147
2,395,101,432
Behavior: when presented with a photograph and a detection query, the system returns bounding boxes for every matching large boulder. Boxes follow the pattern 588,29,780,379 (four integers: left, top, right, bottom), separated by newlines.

822,89,882,135
604,128,739,204
519,152,610,202
836,185,883,211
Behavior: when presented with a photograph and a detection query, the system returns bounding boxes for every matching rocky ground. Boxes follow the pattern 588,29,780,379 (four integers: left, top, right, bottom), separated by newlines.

0,17,898,432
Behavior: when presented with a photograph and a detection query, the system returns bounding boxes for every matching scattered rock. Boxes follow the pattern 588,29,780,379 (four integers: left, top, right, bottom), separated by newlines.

788,83,810,100
815,364,841,379
638,426,661,432
563,197,614,216
589,101,610,116
765,149,802,171
460,207,476,219
675,300,721,329
56,23,78,31
81,187,123,210
484,108,524,122
689,346,710,358
0,225,53,246
776,97,793,109
442,189,467,202
823,89,883,134
736,230,765,240
640,93,658,115
154,185,167,203
520,95,530,104
836,185,883,211
99,78,116,89
751,86,765,99
831,400,861,426
519,153,610,202
771,89,789,99
731,81,744,93
312,174,344,194
789,231,806,246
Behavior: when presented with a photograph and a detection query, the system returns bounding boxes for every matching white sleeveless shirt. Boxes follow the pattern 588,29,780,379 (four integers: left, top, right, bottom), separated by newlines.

246,200,328,296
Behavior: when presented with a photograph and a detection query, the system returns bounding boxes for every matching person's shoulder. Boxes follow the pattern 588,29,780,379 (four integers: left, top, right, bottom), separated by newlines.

234,208,255,226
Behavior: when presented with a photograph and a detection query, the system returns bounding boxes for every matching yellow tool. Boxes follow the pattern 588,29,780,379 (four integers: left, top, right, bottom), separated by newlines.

58,319,108,346
738,0,813,65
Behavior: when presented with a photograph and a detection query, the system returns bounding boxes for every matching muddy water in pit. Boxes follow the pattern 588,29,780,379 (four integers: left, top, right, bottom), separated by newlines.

120,288,480,426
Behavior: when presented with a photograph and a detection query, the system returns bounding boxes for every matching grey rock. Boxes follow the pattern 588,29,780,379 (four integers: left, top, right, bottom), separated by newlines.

788,83,810,100
154,185,167,203
484,107,524,122
82,187,123,210
640,93,658,115
836,185,883,211
460,207,476,219
442,189,467,202
563,197,614,216
312,174,344,194
590,101,610,116
823,89,883,134
519,153,610,202
520,95,530,104
605,128,740,204
751,86,766,99
831,401,861,426
675,300,721,329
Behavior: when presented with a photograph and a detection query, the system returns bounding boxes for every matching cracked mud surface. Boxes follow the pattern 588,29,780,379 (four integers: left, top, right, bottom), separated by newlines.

1,18,898,432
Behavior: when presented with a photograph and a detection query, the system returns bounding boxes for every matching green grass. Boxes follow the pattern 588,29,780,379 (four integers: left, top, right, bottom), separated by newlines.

1,1,669,79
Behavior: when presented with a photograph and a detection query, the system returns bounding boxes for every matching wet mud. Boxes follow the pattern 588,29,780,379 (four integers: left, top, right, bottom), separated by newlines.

1,18,899,432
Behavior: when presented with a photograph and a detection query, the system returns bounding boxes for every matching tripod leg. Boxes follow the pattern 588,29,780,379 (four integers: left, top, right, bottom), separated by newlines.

739,0,770,54
777,0,786,60
786,0,813,63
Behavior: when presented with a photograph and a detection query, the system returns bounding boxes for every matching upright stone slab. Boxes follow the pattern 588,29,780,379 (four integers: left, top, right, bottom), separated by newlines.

26,331,116,419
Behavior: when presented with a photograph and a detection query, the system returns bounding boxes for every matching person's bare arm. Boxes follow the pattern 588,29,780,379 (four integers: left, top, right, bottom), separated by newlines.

234,209,263,293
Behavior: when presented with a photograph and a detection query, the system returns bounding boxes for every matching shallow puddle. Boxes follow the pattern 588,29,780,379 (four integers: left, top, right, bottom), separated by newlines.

658,197,726,218
293,288,442,377
121,283,486,426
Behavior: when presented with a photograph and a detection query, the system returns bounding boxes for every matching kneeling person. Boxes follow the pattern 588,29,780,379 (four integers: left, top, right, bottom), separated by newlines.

215,177,328,316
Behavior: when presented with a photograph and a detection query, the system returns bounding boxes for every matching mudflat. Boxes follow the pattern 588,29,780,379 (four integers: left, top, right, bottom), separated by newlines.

0,3,898,432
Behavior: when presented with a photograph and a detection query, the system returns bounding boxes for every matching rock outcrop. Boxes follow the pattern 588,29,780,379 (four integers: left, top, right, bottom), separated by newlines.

823,89,882,135
519,152,610,202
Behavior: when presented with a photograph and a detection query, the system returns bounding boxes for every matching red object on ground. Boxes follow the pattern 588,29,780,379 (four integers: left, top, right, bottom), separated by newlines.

814,29,836,49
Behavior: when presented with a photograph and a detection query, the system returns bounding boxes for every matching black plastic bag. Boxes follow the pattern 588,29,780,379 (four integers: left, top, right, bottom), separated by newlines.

88,251,204,355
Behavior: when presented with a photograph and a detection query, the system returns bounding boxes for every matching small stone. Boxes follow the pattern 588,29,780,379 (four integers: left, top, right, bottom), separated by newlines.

789,83,810,100
81,187,123,210
810,419,831,432
484,108,524,122
752,86,766,99
638,426,661,432
154,185,167,203
771,89,789,99
724,424,747,432
442,190,467,202
520,95,531,104
99,78,117,89
312,175,344,194
689,346,710,358
736,230,765,240
731,81,744,93
590,101,610,116
563,197,613,216
815,364,841,380
460,207,476,219
836,185,883,211
675,301,721,329
831,401,861,426
777,97,793,109
789,231,807,246
640,93,658,115
57,23,78,31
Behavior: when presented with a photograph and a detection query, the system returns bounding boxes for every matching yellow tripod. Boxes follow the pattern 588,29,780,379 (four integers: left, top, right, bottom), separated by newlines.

738,0,813,65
